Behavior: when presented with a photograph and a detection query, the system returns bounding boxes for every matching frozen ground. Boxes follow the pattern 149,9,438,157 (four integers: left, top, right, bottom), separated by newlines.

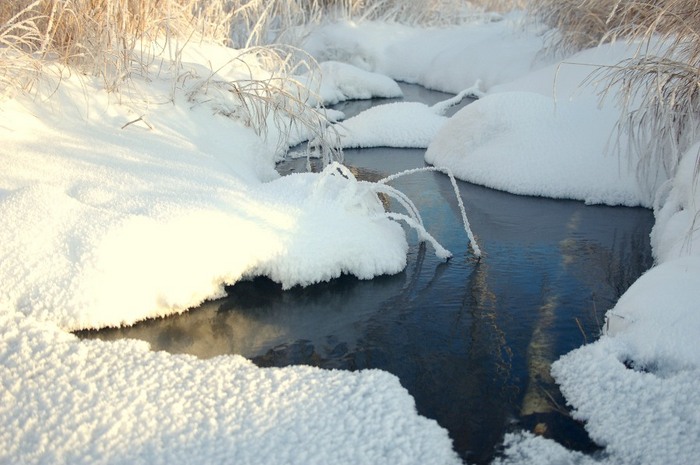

2,8,699,465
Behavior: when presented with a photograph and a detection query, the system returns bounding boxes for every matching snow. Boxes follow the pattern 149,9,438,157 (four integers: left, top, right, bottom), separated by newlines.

605,255,700,372
426,41,669,208
549,336,700,465
4,7,700,465
1,311,458,465
321,84,481,149
426,90,649,206
326,101,448,148
303,11,700,465
649,143,700,263
295,60,404,106
0,44,459,464
303,13,550,93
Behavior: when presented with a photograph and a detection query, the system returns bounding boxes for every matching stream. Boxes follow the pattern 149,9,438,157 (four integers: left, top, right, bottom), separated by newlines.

77,84,655,464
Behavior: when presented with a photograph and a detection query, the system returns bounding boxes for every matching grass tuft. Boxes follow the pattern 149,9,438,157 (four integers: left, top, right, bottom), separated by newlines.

531,0,700,198
0,0,235,95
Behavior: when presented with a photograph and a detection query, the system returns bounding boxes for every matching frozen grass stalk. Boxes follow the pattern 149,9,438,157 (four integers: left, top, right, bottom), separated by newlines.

318,162,473,261
379,167,482,259
430,80,485,115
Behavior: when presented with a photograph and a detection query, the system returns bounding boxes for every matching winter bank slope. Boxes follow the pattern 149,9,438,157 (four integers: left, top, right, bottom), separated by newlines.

0,46,461,464
304,14,700,465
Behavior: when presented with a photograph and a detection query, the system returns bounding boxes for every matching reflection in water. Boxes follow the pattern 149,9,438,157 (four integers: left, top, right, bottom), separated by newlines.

521,294,558,416
77,85,654,464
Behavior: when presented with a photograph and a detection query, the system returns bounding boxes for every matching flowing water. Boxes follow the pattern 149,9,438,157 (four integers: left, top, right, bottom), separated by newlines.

77,84,654,464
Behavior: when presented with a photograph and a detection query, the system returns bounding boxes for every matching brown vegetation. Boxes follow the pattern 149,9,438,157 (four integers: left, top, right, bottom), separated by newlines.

0,1,230,95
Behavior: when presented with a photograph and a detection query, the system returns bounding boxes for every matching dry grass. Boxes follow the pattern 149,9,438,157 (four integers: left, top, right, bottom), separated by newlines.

182,45,344,163
529,0,700,55
0,0,235,95
600,1,700,190
227,0,529,49
530,0,700,196
0,0,526,95
0,0,347,162
528,0,621,55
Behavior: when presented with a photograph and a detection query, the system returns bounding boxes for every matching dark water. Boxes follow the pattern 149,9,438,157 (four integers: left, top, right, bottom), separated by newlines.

77,84,654,464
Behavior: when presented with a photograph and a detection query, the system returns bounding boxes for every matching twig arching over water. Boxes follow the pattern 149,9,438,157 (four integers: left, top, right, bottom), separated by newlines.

378,166,482,259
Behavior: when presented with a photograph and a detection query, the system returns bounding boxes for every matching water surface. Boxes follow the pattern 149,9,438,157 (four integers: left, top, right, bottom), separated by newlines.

78,84,654,464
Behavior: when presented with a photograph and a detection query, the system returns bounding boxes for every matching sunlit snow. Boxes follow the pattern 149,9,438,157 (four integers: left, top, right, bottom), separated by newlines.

2,8,700,465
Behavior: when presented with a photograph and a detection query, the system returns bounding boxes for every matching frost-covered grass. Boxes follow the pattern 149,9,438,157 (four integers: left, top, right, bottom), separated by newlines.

529,0,700,198
0,0,522,98
0,0,235,95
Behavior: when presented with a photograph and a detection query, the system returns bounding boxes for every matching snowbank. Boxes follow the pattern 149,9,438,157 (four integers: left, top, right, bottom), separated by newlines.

426,41,665,208
426,90,649,206
295,60,403,106
327,101,448,148
0,44,460,464
320,85,480,149
303,12,549,93
0,310,459,465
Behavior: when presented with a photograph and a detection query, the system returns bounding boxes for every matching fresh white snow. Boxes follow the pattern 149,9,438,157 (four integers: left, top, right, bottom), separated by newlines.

326,101,448,148
320,84,482,149
303,13,550,93
295,60,404,106
3,8,700,465
1,310,459,465
0,45,458,465
426,90,649,206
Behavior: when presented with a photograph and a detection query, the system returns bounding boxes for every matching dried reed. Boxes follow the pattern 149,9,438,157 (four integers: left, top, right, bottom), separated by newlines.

530,0,700,198
0,0,233,95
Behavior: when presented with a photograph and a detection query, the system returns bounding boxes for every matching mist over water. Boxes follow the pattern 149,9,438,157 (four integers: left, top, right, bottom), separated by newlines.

78,84,654,464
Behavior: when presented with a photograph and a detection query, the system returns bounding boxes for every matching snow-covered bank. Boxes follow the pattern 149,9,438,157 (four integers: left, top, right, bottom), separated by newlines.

426,41,667,208
0,45,461,464
4,7,700,464
302,13,549,94
0,310,459,465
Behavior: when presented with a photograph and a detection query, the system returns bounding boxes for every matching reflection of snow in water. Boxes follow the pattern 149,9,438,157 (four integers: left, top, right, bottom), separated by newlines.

521,295,558,416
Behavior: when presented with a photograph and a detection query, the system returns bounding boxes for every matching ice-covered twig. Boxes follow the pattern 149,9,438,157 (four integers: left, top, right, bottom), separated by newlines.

378,166,482,259
383,213,452,260
314,162,477,261
430,80,484,116
369,182,425,228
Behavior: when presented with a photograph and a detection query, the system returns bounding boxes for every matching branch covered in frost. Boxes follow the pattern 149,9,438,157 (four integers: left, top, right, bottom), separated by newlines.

317,162,455,261
383,213,452,260
379,166,482,259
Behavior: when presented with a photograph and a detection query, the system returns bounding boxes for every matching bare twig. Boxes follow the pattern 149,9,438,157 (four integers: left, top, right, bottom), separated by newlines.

121,116,152,130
